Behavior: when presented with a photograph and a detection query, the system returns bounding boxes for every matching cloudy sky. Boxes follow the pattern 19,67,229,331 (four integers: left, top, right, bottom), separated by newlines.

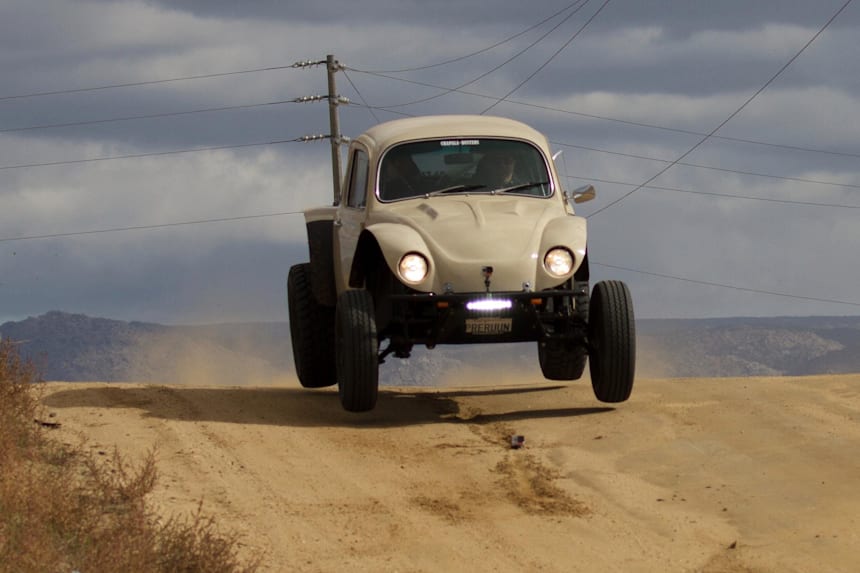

1,0,859,324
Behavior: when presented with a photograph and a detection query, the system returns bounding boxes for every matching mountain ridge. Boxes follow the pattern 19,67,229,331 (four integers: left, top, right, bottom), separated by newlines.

3,311,860,383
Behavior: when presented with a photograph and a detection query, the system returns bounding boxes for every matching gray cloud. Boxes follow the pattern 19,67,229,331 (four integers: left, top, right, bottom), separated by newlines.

1,237,308,324
2,0,860,323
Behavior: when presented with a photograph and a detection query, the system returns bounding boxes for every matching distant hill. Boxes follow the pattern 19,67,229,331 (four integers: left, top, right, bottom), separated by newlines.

3,311,860,384
0,312,292,384
636,316,860,377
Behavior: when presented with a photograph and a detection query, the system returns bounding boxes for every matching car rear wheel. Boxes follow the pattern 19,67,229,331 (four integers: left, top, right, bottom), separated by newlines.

588,280,635,403
288,263,336,388
538,341,587,380
336,289,379,412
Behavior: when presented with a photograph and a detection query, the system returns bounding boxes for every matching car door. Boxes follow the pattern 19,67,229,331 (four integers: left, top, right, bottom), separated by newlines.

334,146,370,291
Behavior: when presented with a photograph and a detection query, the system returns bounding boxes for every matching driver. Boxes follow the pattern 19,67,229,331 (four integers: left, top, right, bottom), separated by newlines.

381,152,422,200
473,151,517,188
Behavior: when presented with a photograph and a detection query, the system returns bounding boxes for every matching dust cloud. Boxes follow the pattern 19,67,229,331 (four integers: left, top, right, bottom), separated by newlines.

119,329,291,387
116,323,672,388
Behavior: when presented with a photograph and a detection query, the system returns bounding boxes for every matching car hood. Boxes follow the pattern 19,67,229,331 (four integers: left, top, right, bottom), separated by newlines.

371,196,571,292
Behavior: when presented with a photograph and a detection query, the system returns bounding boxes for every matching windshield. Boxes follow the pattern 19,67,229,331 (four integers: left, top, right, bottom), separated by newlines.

377,138,552,201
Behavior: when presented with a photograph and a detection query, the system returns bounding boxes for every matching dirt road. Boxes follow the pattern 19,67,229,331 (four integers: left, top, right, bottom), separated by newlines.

41,373,860,572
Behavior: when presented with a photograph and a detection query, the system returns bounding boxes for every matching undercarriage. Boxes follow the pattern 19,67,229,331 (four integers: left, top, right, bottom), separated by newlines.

378,281,590,360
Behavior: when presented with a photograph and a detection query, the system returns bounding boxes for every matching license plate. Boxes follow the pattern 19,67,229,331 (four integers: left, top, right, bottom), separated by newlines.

465,317,513,335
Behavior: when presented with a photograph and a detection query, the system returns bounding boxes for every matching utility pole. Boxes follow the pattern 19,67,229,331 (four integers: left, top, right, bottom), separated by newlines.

326,55,343,206
294,55,348,206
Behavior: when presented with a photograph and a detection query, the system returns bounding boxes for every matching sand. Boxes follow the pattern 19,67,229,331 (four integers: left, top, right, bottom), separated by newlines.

41,373,860,572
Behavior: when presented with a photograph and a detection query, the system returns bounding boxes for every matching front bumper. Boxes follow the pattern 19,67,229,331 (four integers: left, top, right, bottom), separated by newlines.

387,289,586,346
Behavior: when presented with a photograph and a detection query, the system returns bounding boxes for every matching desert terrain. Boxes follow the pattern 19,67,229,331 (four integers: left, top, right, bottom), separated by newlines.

41,372,860,572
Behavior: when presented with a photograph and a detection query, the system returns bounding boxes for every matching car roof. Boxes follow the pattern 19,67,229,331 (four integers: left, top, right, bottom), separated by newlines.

356,115,550,152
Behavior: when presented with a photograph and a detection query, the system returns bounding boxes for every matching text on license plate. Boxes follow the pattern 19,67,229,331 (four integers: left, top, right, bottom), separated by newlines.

465,317,513,335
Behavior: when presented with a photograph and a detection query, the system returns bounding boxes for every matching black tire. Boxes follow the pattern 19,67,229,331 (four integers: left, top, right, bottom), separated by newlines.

538,341,587,380
288,263,336,388
588,280,635,403
335,289,379,412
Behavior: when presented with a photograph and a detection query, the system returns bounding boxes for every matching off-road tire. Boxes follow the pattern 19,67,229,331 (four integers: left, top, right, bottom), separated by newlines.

538,341,587,380
335,289,379,412
588,280,635,403
288,263,336,388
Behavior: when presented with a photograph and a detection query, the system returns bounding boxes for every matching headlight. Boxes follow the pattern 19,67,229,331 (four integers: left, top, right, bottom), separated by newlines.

399,253,428,283
544,248,574,277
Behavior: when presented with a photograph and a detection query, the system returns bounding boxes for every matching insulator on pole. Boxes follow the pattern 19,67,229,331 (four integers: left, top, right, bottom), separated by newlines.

294,95,327,103
291,59,325,68
297,134,330,142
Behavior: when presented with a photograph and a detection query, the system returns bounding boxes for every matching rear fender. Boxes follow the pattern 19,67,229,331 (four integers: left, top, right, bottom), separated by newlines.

304,207,337,306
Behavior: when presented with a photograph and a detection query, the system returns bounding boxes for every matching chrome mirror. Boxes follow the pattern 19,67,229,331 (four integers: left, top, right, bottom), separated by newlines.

572,184,596,204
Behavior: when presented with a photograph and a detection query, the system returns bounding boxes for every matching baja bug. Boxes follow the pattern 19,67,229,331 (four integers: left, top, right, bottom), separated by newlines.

288,115,635,412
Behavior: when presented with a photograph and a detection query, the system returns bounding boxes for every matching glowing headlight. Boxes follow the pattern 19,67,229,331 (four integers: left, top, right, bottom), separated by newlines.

544,248,574,277
399,253,428,283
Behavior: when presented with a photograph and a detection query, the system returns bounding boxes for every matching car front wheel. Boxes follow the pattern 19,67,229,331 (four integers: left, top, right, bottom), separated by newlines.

588,280,635,403
335,289,379,412
538,340,587,381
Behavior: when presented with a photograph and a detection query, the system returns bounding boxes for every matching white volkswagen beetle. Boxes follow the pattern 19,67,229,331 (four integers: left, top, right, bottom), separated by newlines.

288,115,635,412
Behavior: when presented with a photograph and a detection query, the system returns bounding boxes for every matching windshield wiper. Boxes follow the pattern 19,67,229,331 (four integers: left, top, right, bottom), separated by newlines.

426,184,488,196
495,180,549,194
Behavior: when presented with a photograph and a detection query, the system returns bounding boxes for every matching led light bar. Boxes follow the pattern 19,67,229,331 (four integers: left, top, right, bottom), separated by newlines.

466,299,513,312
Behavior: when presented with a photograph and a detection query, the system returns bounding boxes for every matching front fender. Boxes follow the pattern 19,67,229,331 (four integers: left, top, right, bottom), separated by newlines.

535,215,588,290
354,223,435,291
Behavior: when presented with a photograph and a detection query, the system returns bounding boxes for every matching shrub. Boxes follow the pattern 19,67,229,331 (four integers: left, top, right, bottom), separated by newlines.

0,339,259,573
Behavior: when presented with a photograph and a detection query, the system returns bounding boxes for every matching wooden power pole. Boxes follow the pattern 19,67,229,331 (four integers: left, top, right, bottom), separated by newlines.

326,55,343,206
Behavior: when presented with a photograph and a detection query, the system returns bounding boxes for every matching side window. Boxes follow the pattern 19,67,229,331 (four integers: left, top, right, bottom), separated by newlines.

347,149,369,208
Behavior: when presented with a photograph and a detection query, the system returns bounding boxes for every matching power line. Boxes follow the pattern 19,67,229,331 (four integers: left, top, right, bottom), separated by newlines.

587,0,855,219
350,70,860,161
0,63,313,103
0,211,305,243
0,98,308,134
591,261,860,308
566,174,860,209
363,0,590,111
348,0,588,74
481,0,612,114
0,138,308,171
513,98,860,160
342,70,381,124
552,140,860,190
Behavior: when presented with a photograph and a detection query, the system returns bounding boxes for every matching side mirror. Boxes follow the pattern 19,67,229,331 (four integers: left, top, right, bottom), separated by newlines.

571,184,596,204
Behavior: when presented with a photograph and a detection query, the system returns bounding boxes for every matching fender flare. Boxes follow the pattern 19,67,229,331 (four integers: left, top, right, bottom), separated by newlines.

350,223,435,290
536,215,588,287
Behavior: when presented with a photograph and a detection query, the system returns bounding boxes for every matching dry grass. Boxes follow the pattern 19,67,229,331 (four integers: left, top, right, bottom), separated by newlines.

0,339,260,573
